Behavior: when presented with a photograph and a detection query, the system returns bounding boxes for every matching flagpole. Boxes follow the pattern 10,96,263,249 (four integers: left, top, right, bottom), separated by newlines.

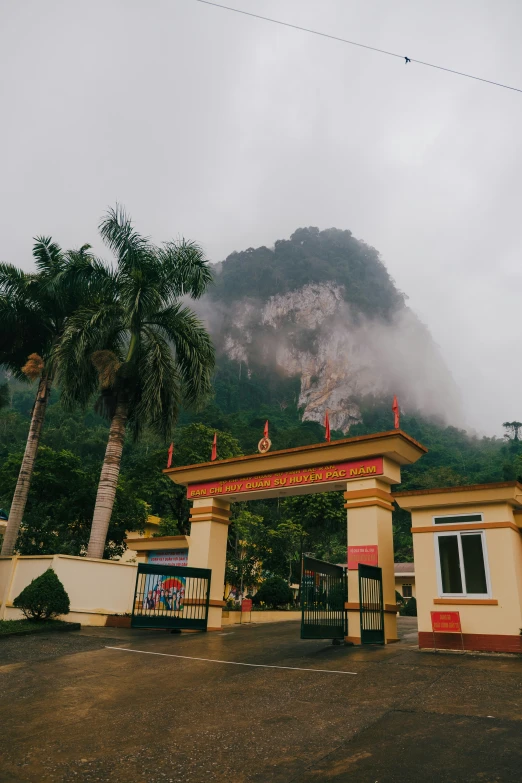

324,409,331,442
392,396,400,429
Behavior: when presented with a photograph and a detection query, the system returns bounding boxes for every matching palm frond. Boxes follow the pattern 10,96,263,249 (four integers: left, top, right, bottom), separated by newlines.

157,239,213,300
0,296,51,377
146,303,215,407
54,302,126,409
118,272,166,330
33,236,64,275
0,263,36,300
99,205,153,268
127,325,182,440
99,206,163,326
59,250,119,304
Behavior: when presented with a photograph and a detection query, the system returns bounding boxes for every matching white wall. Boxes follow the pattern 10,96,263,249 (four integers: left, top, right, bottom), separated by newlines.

0,555,138,625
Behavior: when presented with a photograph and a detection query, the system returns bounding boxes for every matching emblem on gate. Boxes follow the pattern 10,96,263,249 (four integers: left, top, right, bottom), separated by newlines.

258,436,272,454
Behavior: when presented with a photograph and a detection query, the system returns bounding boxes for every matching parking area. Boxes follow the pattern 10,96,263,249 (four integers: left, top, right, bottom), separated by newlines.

1,618,521,782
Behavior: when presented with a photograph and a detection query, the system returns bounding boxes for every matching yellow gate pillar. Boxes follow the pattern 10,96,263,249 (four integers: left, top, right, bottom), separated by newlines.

187,497,231,630
344,471,399,644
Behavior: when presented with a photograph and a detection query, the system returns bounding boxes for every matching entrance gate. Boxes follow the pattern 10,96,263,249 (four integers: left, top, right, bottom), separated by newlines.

300,556,347,640
358,563,385,644
131,563,211,630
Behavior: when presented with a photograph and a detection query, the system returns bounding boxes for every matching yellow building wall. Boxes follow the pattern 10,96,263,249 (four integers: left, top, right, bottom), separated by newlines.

412,516,522,638
514,519,522,617
120,515,163,563
411,502,515,526
395,577,416,599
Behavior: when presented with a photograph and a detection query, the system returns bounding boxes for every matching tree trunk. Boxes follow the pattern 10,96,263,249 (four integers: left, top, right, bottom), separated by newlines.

87,399,128,559
1,375,52,556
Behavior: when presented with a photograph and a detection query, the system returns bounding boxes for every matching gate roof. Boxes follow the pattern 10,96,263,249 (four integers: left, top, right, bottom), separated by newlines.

165,430,427,502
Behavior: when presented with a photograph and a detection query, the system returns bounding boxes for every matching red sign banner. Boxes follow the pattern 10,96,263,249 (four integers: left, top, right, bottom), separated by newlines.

347,545,379,570
241,599,253,613
431,611,461,633
187,457,383,499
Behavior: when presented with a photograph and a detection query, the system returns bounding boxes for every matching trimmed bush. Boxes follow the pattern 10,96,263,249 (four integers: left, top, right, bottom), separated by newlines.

395,590,405,606
252,576,293,609
13,568,70,621
400,596,417,617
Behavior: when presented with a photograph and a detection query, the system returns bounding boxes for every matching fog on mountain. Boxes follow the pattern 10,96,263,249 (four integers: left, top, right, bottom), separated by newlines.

202,227,462,431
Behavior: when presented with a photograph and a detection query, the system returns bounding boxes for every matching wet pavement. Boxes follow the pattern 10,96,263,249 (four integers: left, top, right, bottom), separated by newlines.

0,618,521,782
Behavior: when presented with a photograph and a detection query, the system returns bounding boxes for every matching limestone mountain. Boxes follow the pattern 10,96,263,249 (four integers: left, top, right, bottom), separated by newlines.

207,227,461,432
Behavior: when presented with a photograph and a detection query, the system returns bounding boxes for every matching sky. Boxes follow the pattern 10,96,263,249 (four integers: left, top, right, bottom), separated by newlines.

1,0,522,436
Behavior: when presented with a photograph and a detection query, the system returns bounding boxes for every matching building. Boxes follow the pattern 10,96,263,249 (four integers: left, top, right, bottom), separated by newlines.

394,562,415,600
122,514,190,567
395,482,522,654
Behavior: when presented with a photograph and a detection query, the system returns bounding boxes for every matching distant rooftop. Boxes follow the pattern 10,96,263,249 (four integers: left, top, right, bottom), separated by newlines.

394,562,415,575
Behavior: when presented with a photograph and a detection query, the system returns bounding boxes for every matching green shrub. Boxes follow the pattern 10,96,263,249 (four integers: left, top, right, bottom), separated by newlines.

252,576,293,609
395,590,405,606
13,568,70,621
400,596,417,617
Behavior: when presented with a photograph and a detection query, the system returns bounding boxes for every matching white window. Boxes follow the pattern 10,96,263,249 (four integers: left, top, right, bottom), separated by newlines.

402,584,412,598
435,531,491,597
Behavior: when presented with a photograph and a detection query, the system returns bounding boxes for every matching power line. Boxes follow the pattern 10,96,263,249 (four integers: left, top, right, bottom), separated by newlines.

192,0,522,95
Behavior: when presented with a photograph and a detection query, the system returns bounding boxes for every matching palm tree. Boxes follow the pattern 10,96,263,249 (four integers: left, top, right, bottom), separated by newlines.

57,206,215,559
0,239,92,556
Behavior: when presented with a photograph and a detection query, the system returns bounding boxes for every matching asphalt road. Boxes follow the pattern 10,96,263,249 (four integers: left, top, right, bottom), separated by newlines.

0,618,521,782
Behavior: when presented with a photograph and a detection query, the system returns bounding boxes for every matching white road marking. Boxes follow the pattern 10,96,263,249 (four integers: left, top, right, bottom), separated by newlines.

106,646,357,675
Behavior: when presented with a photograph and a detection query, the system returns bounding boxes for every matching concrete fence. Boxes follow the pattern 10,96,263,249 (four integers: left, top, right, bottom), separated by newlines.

0,555,304,628
0,555,138,625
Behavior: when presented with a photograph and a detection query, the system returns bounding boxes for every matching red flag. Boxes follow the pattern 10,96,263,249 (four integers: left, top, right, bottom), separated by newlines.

324,410,331,442
392,395,400,429
264,420,269,439
211,432,217,461
167,442,173,468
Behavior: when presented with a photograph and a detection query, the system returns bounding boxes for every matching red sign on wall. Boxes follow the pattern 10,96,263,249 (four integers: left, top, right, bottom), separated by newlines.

431,611,461,633
347,545,379,570
187,457,383,499
241,599,253,613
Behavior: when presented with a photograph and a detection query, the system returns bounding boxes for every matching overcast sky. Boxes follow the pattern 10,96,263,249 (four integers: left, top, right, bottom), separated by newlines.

1,0,521,435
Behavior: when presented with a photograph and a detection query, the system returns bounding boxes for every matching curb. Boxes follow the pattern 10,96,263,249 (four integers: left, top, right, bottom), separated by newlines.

0,622,81,639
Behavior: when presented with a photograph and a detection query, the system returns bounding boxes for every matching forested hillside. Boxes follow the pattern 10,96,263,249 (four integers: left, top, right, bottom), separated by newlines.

0,367,518,578
1,226,519,583
211,226,403,317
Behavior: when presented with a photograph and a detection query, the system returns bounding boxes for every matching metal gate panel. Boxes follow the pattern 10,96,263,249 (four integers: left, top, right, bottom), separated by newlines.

131,563,211,630
358,563,385,644
301,556,347,640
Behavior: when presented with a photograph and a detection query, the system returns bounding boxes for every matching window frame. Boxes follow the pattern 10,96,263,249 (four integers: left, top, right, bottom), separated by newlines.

434,530,492,598
402,583,413,598
432,512,484,525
